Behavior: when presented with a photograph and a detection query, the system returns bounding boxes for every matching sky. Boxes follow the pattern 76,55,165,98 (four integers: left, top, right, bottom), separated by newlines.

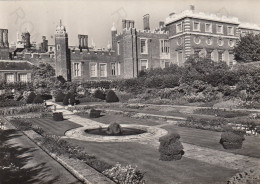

0,0,260,48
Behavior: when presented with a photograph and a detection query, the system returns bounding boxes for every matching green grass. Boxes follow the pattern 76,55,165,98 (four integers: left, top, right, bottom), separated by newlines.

193,108,250,118
66,139,237,184
29,117,82,136
163,125,260,158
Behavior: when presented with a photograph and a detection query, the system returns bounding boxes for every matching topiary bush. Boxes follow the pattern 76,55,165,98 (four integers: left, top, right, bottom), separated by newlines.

159,132,184,161
55,90,65,102
63,92,76,106
220,129,245,149
26,92,36,104
106,122,122,135
89,108,101,118
53,112,63,121
106,90,119,103
93,89,105,100
33,94,44,104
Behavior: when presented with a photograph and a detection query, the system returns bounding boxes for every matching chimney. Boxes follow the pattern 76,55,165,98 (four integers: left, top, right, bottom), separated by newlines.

122,19,126,30
143,14,150,31
78,34,82,48
84,35,88,49
130,20,135,28
159,21,165,28
190,5,195,11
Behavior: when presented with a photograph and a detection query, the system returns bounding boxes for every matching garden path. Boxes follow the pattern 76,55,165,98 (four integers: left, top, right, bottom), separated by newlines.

47,101,260,171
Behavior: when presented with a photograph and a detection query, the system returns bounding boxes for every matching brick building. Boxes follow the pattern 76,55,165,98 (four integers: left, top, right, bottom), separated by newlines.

55,6,260,83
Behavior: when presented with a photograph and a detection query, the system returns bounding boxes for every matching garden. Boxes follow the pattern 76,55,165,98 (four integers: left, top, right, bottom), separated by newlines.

1,47,260,183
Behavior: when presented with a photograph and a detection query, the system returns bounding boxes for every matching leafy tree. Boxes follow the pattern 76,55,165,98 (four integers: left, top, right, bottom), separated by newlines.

234,33,260,63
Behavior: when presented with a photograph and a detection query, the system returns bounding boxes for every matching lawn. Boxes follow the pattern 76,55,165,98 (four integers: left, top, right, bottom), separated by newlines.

29,117,82,136
66,138,237,184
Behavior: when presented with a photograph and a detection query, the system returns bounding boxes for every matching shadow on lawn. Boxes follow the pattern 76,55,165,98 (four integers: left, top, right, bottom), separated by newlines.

0,129,61,184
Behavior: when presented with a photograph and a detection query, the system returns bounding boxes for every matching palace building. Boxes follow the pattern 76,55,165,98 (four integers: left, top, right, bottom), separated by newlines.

1,6,260,83
55,6,260,83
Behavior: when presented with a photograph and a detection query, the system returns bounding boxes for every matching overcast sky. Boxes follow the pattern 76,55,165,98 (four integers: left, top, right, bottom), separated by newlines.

0,0,259,48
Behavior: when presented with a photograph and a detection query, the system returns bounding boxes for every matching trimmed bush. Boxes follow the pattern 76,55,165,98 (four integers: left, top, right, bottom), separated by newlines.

106,122,122,135
220,129,245,149
33,94,44,104
93,89,105,100
106,90,119,103
53,112,63,121
89,109,101,118
159,132,184,161
55,90,65,102
26,92,36,104
63,93,76,106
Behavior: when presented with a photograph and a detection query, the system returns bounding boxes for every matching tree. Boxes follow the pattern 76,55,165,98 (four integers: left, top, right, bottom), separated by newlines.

234,33,260,63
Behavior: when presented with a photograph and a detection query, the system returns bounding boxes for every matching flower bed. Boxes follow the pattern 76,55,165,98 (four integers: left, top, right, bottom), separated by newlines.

0,104,51,116
194,108,250,118
182,116,260,133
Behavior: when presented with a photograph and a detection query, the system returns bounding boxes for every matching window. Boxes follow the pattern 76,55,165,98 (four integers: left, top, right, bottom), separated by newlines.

140,60,148,71
5,74,15,83
227,26,234,35
73,62,81,77
217,25,223,34
90,63,97,77
100,63,107,77
160,40,170,54
218,39,224,46
205,23,212,33
56,44,60,50
140,39,148,54
206,38,213,45
118,62,121,75
176,23,182,33
117,42,120,55
193,22,200,31
19,74,28,82
111,63,116,76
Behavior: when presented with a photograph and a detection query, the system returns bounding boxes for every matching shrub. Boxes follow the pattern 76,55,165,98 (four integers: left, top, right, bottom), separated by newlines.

53,112,63,121
103,163,145,184
93,89,105,100
33,94,44,104
26,92,36,104
159,132,184,161
106,90,119,103
63,93,76,106
106,122,122,135
55,90,65,102
220,129,245,149
89,109,101,118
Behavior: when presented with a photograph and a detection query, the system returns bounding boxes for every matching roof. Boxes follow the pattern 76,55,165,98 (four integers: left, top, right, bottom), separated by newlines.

0,60,34,71
239,23,260,31
165,9,239,25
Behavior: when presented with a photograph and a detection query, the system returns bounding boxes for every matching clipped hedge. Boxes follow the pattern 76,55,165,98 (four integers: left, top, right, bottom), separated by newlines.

93,89,105,100
33,94,44,104
63,93,76,106
159,132,184,161
220,129,245,149
55,90,65,102
106,90,119,103
89,109,101,118
53,112,63,121
26,92,36,104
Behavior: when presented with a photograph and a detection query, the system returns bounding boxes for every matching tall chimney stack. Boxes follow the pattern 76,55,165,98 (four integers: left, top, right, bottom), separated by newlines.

143,14,150,31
